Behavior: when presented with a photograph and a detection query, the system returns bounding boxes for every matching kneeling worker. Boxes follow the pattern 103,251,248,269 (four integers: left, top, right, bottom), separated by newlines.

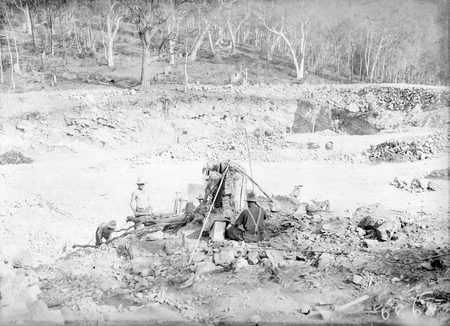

226,191,268,242
95,220,117,246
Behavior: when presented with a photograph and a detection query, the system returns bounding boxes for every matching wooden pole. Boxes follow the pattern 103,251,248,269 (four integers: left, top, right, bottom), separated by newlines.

188,163,230,265
244,128,255,192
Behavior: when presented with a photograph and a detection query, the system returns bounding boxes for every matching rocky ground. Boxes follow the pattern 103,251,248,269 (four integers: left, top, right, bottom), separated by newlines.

0,83,449,325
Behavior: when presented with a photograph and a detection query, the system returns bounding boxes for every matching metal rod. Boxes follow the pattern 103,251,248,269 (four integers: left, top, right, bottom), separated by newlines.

188,163,230,265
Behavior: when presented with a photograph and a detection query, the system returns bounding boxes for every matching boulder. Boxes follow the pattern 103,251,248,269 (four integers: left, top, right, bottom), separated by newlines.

316,253,334,269
348,103,360,113
27,285,41,301
213,247,235,265
0,276,34,309
375,218,401,241
247,251,260,265
29,300,49,322
135,279,149,292
195,261,216,275
144,231,165,241
0,245,34,268
60,306,76,324
129,256,163,275
265,250,285,268
234,257,249,269
356,204,401,241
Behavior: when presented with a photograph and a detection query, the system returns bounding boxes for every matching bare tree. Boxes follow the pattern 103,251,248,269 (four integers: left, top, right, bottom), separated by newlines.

98,0,124,67
121,0,187,90
12,0,32,34
188,0,235,61
253,3,304,79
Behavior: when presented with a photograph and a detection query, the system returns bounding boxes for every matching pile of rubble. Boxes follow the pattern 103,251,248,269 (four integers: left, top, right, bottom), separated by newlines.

391,177,439,192
123,129,366,165
2,196,449,324
427,168,450,180
0,246,66,324
357,85,449,112
0,150,33,165
368,138,436,163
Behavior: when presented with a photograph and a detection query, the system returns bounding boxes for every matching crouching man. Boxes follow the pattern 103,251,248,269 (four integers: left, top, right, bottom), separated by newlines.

225,192,268,242
95,220,117,246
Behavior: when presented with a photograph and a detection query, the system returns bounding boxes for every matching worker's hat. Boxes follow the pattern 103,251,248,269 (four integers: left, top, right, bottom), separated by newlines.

246,191,257,203
136,177,147,185
106,220,117,229
184,202,196,213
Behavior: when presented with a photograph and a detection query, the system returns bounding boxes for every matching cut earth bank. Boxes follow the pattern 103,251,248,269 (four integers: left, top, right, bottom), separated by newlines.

0,83,449,325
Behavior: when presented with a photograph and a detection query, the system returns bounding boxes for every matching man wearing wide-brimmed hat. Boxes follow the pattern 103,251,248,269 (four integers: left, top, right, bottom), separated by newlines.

128,176,154,229
130,176,153,216
225,191,268,242
95,220,116,246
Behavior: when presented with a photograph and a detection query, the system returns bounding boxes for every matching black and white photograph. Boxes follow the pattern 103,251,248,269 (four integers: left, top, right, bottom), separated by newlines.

0,0,449,325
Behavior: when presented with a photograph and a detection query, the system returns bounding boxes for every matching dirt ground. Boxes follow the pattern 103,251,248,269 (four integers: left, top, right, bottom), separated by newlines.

1,72,449,325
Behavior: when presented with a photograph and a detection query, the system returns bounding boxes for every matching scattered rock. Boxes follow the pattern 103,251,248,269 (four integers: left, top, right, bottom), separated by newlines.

363,239,379,250
265,250,285,268
60,306,76,324
351,275,364,285
247,251,260,265
318,309,332,321
144,230,165,241
234,257,249,270
129,256,163,275
316,253,334,269
300,303,310,314
29,300,49,322
249,314,261,323
356,204,401,241
213,247,235,265
195,261,216,275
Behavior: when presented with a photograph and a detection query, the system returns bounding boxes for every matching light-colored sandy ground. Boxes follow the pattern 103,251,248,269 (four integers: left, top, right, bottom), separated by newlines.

1,142,448,263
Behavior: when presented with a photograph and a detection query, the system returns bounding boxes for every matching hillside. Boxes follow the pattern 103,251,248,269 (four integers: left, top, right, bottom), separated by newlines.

0,1,450,325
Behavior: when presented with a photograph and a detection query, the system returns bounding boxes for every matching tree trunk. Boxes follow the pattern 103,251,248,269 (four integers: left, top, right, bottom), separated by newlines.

105,14,122,68
297,20,308,79
6,12,20,75
267,34,280,62
227,20,236,55
0,36,3,84
189,21,211,61
168,25,175,64
60,17,67,65
207,31,215,56
140,43,153,90
16,4,32,34
3,23,15,89
139,27,159,90
29,12,36,49
370,35,386,83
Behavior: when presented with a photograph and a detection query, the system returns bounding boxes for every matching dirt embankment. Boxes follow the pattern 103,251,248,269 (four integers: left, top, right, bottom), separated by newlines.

0,84,448,160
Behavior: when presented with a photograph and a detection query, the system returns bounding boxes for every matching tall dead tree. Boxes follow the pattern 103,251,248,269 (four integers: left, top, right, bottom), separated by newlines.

254,8,303,79
188,0,235,61
98,0,124,67
121,0,187,90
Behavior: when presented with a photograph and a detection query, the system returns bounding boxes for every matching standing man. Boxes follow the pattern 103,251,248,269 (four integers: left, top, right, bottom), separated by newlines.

225,191,268,242
129,177,153,229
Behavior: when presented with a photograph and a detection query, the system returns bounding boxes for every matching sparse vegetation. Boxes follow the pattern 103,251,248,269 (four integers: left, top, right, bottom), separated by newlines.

0,0,448,92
